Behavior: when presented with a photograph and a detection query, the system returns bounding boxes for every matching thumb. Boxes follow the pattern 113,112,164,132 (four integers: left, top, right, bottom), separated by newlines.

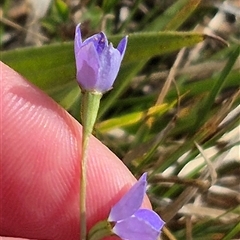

0,61,150,240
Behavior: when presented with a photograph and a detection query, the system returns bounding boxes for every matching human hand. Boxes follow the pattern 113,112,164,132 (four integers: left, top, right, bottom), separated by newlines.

0,62,150,240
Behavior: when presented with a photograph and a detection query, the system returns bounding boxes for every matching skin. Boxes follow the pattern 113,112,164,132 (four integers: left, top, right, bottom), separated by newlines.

0,62,150,240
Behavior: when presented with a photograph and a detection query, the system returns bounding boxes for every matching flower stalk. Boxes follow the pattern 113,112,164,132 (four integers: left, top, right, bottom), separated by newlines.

80,91,102,240
74,24,127,239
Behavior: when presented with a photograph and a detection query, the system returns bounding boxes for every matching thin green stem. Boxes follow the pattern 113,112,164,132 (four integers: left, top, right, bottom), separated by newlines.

80,127,89,240
80,91,102,240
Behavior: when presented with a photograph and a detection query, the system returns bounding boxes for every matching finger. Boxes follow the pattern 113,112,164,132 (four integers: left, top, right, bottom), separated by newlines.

0,238,30,240
0,61,150,240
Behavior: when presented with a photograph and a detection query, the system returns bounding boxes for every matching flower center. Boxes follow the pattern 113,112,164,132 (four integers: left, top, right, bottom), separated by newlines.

94,32,106,54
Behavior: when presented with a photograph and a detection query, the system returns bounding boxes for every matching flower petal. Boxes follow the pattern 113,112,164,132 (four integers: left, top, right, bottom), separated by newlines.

82,32,108,55
112,213,161,240
74,24,127,93
108,173,147,222
74,24,82,57
134,209,165,232
117,36,128,59
97,43,122,92
75,42,100,91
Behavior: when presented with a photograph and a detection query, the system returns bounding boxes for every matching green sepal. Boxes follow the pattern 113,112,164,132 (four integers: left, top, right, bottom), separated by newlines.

80,90,102,240
81,91,103,137
88,220,114,240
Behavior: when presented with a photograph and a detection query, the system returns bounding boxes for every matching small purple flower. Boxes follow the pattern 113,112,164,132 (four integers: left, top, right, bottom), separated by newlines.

74,24,128,93
108,173,165,240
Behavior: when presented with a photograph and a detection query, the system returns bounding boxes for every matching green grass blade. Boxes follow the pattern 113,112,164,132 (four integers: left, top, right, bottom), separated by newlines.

115,32,205,63
194,45,240,130
222,217,240,240
1,42,75,91
1,32,204,92
97,103,172,132
147,0,201,31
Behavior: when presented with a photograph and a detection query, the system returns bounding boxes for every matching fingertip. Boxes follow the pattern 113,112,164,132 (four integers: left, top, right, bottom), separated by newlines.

1,61,151,239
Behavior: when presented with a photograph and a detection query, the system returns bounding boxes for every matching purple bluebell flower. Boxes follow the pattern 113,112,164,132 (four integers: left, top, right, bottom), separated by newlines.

74,24,128,93
108,173,165,240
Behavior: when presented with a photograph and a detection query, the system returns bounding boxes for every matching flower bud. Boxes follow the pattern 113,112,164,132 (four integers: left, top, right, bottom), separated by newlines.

74,24,128,93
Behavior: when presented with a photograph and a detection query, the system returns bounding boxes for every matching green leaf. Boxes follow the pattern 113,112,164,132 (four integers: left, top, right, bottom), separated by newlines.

102,0,119,13
55,0,69,22
222,216,240,240
194,45,240,130
112,32,205,63
1,31,204,92
97,103,171,132
50,82,80,110
1,42,75,91
99,31,204,117
147,0,201,31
